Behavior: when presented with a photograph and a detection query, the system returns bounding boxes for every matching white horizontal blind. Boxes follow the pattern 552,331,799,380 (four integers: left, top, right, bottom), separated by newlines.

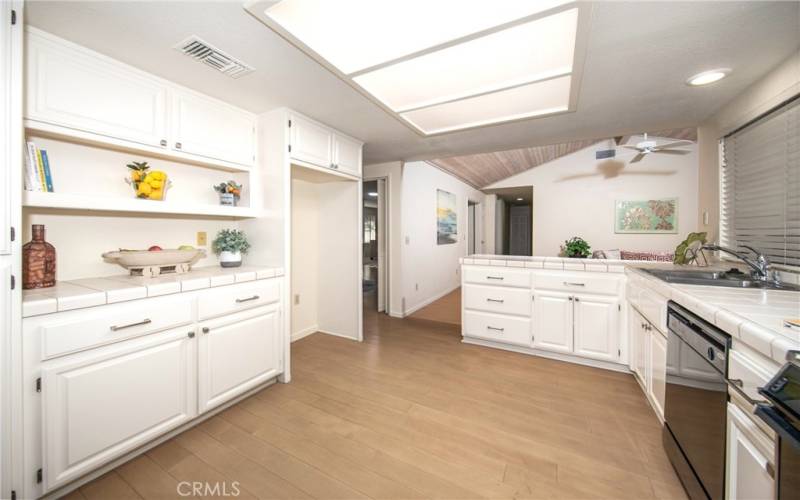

721,97,800,267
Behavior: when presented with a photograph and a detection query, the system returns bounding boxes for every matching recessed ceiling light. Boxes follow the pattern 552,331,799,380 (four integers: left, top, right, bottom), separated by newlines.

686,69,730,86
368,192,378,197
246,0,589,136
516,198,524,201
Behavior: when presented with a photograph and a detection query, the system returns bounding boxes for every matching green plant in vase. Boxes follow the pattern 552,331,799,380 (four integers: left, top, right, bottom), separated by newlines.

562,236,591,258
212,229,250,268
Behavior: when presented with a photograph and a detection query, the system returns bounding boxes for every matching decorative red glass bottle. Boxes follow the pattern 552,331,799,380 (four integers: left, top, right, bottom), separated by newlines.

23,224,56,289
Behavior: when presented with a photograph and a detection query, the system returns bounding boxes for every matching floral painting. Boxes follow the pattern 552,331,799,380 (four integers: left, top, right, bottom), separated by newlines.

615,199,678,234
437,189,458,245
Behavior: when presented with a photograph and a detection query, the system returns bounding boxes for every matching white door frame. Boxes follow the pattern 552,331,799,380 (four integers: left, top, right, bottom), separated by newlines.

363,175,390,314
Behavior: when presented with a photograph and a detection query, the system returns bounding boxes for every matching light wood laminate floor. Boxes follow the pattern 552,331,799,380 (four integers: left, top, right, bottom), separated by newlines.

63,310,687,500
408,288,461,326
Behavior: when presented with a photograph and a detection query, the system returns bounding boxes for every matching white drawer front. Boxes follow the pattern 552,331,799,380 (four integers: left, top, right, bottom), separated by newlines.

463,284,531,317
463,266,531,288
637,287,668,333
198,279,281,320
532,271,620,295
39,294,193,360
464,311,531,346
729,349,776,405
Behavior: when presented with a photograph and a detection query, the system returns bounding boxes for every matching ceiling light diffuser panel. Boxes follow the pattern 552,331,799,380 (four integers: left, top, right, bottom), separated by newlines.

245,0,589,135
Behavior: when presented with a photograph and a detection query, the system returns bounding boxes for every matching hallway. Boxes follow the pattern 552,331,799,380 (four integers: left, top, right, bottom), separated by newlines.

408,288,462,326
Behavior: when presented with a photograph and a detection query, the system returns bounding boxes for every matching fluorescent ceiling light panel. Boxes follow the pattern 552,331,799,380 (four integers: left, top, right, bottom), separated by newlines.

353,9,578,112
250,0,586,135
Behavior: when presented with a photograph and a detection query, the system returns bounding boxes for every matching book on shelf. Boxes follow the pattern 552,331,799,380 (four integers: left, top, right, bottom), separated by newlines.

24,141,54,192
41,150,54,192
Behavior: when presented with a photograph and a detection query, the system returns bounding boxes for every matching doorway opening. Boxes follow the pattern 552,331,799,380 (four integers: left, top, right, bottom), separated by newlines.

484,186,534,256
467,200,483,255
362,178,388,313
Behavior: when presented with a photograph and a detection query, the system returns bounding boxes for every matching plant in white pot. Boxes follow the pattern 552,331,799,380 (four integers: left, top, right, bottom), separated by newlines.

212,229,250,268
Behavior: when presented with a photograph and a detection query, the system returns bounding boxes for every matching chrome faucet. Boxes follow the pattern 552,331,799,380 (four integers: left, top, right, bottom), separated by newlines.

702,244,771,280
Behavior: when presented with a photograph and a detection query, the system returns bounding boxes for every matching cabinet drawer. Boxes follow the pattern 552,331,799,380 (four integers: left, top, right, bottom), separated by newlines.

637,287,668,334
463,284,531,317
37,294,193,360
729,349,776,405
463,310,531,346
463,266,531,288
532,271,620,295
198,279,280,320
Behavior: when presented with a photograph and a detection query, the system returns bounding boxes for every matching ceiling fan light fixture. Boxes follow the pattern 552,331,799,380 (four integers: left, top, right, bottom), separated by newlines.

686,68,731,86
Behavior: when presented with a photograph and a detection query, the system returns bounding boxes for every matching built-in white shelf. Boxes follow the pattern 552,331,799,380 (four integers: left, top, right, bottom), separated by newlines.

25,120,253,174
23,191,262,219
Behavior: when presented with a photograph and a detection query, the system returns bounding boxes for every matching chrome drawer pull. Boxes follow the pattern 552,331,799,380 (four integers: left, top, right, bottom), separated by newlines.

726,378,768,405
486,276,504,280
563,282,585,287
236,295,260,303
110,318,152,331
486,298,504,303
487,326,504,332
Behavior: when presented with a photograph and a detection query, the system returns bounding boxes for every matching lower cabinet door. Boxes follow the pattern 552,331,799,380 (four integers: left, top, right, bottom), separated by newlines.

649,329,667,420
41,327,196,491
198,305,281,413
726,403,775,500
630,308,648,386
572,294,619,362
532,291,573,354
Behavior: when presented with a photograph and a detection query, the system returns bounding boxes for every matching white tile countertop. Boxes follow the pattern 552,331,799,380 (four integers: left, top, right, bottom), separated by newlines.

460,254,800,365
22,266,285,318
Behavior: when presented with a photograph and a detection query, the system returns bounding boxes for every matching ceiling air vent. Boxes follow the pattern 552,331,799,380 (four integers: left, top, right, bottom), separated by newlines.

174,36,254,79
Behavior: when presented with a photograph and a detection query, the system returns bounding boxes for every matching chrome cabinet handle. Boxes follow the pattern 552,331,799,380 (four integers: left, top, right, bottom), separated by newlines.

188,331,195,338
202,327,210,334
486,276,504,280
574,297,580,302
175,142,182,149
236,295,260,303
487,326,504,332
486,298,504,303
726,378,768,405
568,296,574,301
563,282,585,287
159,139,167,147
110,318,152,331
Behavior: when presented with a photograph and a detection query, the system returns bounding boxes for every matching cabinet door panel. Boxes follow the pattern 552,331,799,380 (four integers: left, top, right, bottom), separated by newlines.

649,330,667,420
41,328,195,490
726,403,774,500
26,31,167,147
573,295,619,362
199,306,281,412
333,134,362,177
630,308,648,386
171,89,255,165
290,116,332,168
532,291,573,354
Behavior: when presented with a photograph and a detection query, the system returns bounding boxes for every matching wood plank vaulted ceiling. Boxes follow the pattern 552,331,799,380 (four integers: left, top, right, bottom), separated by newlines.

430,127,697,188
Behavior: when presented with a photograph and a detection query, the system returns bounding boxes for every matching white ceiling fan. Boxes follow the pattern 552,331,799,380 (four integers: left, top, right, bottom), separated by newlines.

617,133,693,163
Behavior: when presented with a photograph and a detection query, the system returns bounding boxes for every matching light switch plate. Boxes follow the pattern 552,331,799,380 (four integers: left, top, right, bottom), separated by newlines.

197,231,207,246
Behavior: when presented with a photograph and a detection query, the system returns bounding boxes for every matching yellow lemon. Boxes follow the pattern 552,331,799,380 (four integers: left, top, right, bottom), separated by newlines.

151,171,166,181
131,171,142,181
149,189,163,200
137,183,153,196
149,180,163,189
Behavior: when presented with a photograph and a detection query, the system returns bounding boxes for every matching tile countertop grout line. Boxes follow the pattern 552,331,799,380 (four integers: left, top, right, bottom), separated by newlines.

21,266,285,318
461,256,799,365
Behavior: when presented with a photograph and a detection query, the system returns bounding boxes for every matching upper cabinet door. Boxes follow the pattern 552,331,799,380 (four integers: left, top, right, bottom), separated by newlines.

25,30,168,148
289,115,332,168
572,294,619,363
333,134,362,177
170,89,255,166
532,291,573,354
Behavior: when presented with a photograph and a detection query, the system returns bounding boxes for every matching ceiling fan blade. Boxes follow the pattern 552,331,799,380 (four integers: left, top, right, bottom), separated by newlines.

630,152,646,163
617,145,641,151
654,149,691,155
655,140,693,150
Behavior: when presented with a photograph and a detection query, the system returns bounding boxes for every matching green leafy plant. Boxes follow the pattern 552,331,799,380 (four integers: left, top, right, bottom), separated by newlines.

563,236,591,258
673,232,707,264
212,229,250,255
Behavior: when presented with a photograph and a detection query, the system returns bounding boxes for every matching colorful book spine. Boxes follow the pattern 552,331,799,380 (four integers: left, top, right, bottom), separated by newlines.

25,141,42,191
36,149,47,192
41,150,54,192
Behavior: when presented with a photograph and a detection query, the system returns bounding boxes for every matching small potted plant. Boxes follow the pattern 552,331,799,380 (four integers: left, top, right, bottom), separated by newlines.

212,229,250,267
563,236,591,258
214,180,242,206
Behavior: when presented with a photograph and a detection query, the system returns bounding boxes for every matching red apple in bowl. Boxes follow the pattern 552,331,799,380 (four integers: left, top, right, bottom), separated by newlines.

148,245,163,251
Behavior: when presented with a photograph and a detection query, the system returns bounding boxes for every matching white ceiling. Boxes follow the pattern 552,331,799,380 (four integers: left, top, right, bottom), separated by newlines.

25,1,800,165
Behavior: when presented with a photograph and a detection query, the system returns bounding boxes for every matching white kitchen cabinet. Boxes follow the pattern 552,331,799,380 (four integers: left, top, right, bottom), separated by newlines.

333,133,362,177
198,305,282,413
26,29,168,148
649,328,667,419
630,307,648,387
40,327,196,491
573,294,619,362
170,88,255,166
726,403,775,500
290,114,333,168
532,290,573,354
629,306,667,421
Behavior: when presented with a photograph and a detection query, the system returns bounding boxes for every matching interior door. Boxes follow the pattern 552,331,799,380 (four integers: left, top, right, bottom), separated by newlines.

532,291,573,354
572,294,619,362
508,205,531,256
41,328,196,491
377,178,386,313
198,305,281,413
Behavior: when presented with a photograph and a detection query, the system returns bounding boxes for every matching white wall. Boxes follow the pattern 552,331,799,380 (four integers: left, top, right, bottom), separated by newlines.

290,178,319,339
486,136,699,257
401,161,484,314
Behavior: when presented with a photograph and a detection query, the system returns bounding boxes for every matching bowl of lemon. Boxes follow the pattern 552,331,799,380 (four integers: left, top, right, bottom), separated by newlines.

125,161,172,201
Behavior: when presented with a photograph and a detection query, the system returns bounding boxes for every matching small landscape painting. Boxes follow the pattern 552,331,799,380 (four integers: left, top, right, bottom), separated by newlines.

615,198,678,234
437,189,458,245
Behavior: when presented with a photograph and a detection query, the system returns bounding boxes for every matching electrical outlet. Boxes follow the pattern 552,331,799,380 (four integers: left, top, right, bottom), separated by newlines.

196,231,207,246
294,294,300,305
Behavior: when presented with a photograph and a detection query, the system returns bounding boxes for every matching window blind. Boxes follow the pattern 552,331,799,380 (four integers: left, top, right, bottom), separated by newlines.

721,96,800,267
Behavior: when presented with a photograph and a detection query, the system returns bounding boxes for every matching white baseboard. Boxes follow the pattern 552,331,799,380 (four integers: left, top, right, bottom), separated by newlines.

318,328,359,341
461,336,630,374
291,324,318,342
404,284,460,316
388,310,404,318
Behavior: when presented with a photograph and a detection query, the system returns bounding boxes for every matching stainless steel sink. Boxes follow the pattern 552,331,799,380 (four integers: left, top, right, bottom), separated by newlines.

641,269,800,291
